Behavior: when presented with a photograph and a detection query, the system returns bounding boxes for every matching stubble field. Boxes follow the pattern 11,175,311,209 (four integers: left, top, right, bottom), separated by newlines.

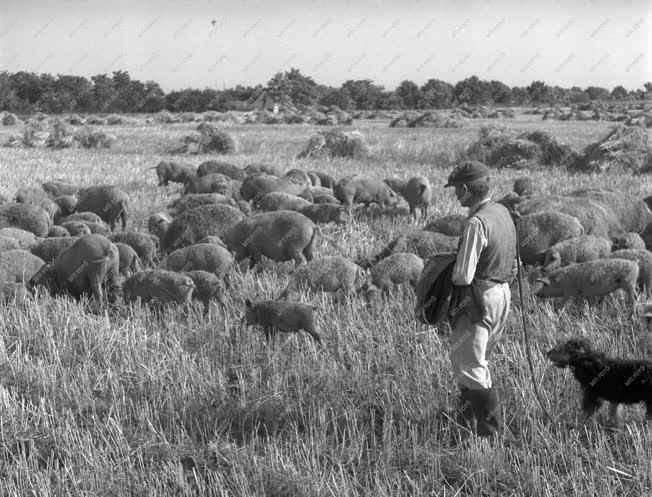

0,115,650,496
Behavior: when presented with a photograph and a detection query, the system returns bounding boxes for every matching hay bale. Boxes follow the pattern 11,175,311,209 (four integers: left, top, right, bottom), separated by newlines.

298,129,368,159
574,126,652,174
1,113,20,126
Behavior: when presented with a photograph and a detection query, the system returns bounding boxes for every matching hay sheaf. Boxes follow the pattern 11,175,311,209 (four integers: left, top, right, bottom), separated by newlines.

464,125,581,169
154,110,179,124
173,124,238,155
4,120,114,149
405,111,467,129
572,126,652,174
298,129,369,159
1,113,20,126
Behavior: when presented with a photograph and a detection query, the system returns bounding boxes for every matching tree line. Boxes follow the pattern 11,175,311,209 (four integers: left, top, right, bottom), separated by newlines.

0,68,649,115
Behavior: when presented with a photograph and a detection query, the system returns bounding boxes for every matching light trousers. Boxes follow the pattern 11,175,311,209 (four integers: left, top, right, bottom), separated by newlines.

449,282,511,390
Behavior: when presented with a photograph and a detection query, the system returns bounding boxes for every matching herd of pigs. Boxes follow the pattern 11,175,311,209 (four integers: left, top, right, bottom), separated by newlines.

0,157,651,341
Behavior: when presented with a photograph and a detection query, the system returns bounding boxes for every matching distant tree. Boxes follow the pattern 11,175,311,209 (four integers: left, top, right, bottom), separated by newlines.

526,80,552,104
319,88,355,110
488,80,512,105
420,79,453,108
610,85,628,100
341,80,384,109
375,90,401,110
585,86,610,101
566,86,589,104
91,74,115,112
395,80,423,109
9,71,47,106
55,75,93,111
453,75,492,105
510,86,530,105
0,71,20,111
267,68,319,106
140,81,166,112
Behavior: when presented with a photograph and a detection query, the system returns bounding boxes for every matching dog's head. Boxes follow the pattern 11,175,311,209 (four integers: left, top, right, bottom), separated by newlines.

546,338,592,368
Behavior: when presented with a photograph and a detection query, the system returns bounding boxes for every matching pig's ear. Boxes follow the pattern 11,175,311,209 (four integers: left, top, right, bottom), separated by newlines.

536,277,550,286
244,298,253,309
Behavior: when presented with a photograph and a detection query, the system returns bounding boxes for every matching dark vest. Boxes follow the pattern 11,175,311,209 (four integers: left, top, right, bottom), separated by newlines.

468,200,517,284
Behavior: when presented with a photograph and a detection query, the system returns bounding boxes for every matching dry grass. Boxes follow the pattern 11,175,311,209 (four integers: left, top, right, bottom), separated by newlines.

0,112,650,495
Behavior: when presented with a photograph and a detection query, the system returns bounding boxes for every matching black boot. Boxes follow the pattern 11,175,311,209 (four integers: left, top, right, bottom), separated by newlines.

457,386,476,431
469,387,501,438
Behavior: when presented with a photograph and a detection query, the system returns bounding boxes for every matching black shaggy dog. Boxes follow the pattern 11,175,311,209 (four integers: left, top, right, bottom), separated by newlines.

546,339,652,426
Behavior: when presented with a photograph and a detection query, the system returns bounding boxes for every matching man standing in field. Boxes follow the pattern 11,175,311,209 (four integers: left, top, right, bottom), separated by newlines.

444,161,517,438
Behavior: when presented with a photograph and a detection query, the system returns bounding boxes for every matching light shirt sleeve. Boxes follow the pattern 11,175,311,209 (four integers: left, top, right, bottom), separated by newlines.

451,216,488,286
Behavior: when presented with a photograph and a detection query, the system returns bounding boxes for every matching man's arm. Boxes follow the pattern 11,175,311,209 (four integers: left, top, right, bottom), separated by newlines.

451,217,487,286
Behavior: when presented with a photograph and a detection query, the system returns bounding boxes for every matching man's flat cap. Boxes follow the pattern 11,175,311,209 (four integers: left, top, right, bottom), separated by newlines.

444,161,490,187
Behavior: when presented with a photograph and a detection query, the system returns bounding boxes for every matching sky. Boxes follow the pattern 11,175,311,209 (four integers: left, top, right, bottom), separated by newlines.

0,0,650,92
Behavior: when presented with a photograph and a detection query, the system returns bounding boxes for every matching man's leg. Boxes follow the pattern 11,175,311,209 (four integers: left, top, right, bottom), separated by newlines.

451,284,509,437
469,283,510,437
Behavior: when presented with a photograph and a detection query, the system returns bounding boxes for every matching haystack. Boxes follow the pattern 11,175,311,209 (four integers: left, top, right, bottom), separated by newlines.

406,111,466,128
298,129,368,159
106,114,126,125
574,126,652,174
178,112,198,123
520,130,582,167
4,121,49,148
464,125,580,169
154,110,179,124
85,115,106,125
281,112,305,124
73,126,115,148
176,123,237,154
45,118,74,148
202,111,221,122
1,113,20,126
67,114,84,125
